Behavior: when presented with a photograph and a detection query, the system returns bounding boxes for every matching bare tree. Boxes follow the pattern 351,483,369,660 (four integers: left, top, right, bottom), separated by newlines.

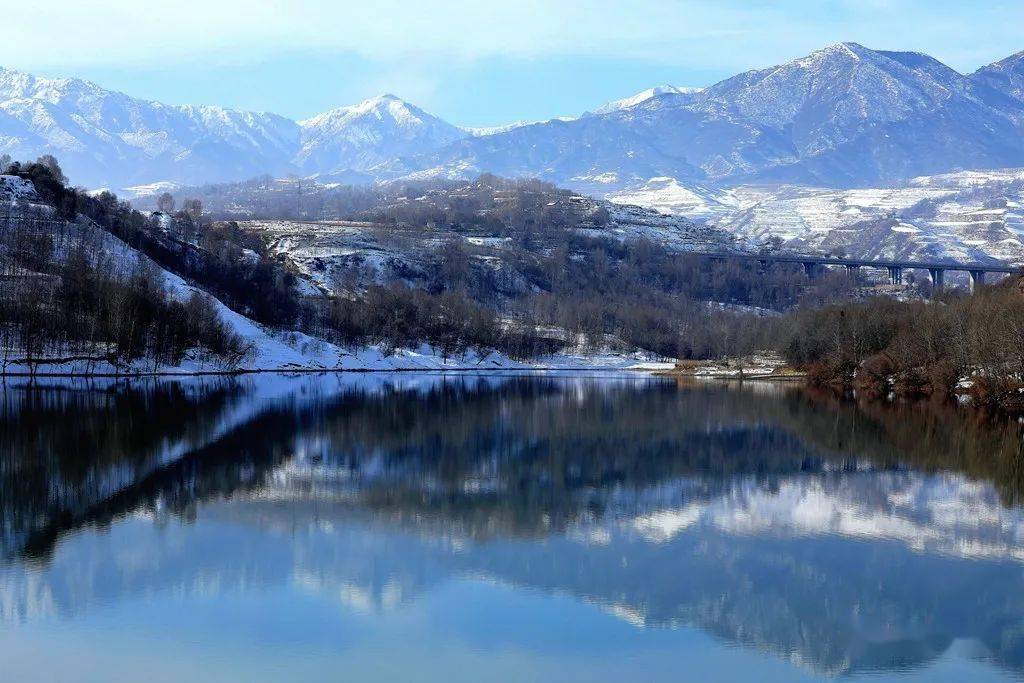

157,192,176,214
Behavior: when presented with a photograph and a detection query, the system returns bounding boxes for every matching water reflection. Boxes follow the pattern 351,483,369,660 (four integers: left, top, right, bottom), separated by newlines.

3,374,1024,681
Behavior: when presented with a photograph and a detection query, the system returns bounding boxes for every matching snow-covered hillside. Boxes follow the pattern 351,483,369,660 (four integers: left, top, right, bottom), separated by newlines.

609,169,1024,264
973,50,1024,105
247,197,735,296
607,177,740,220
1,174,675,375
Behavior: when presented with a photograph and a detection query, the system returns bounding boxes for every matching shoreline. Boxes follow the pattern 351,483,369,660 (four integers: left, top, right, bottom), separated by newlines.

0,365,670,379
656,370,807,382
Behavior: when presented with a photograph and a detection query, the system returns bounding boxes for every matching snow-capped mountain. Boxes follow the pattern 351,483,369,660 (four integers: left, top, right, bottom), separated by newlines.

5,42,1024,196
411,43,1024,191
973,50,1024,105
0,67,300,189
295,94,466,182
0,69,466,189
591,85,701,115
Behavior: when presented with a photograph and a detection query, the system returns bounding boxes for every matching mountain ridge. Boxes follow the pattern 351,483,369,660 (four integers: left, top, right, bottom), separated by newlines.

4,42,1024,191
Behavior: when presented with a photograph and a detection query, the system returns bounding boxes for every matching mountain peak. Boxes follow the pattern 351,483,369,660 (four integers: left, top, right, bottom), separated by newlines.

300,93,428,128
973,50,1024,103
795,41,891,68
698,40,975,132
594,85,701,115
295,95,464,176
819,41,870,56
979,50,1024,69
0,66,115,104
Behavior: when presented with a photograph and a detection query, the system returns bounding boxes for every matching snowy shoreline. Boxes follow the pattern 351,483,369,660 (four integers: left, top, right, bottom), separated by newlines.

0,348,675,378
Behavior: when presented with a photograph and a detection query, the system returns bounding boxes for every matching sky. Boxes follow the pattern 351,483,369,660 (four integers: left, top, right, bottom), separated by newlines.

4,0,1024,127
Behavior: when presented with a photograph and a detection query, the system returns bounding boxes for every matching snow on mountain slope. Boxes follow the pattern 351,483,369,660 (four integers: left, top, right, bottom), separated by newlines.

0,67,475,191
973,51,1024,105
611,170,1024,264
0,67,301,190
296,94,466,181
6,42,1024,196
592,85,701,115
607,177,740,220
0,203,663,374
701,43,968,133
412,43,1024,191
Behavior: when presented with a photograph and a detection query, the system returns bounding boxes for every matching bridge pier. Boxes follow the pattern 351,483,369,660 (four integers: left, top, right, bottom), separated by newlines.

887,266,903,286
969,270,986,294
845,265,860,277
928,268,945,291
803,262,819,279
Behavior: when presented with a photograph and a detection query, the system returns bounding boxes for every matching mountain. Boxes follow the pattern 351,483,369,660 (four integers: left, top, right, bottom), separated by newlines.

5,43,1024,193
591,85,701,115
0,67,300,189
691,42,1024,184
0,69,465,189
412,43,1024,190
973,51,1024,105
295,94,466,182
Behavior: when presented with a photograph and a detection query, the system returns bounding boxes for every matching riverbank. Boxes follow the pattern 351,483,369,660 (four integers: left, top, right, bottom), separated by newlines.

659,354,807,381
0,343,675,377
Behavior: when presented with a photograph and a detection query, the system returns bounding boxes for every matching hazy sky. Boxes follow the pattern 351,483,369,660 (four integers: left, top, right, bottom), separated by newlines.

5,0,1024,126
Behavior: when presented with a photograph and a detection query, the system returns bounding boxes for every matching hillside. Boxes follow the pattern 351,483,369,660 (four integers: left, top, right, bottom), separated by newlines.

609,169,1024,265
3,160,767,373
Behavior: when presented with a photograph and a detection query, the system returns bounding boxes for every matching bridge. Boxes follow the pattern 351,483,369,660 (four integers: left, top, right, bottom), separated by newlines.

688,251,1019,293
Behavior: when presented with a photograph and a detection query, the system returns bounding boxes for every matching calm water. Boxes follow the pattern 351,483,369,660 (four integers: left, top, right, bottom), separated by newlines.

3,373,1024,682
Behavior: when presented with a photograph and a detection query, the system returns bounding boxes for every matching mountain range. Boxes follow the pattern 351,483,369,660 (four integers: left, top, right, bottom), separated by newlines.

3,42,1024,193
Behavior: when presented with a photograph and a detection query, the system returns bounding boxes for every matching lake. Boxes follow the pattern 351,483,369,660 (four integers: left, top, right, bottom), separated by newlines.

3,373,1024,682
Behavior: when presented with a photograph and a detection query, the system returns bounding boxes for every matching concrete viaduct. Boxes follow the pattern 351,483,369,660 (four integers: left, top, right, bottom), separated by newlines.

689,251,1018,293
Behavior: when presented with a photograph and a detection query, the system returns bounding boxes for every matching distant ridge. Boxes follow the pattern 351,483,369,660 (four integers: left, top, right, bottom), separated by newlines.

3,42,1024,191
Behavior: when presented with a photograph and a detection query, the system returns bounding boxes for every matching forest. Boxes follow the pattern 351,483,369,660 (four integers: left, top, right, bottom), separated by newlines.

742,285,1024,412
0,157,252,371
154,173,859,360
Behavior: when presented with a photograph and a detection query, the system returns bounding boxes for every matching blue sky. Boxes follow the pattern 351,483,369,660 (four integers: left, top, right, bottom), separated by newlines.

4,0,1024,127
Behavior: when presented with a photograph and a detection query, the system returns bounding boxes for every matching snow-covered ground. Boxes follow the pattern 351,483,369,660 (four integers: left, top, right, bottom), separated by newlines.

2,342,675,376
607,169,1024,265
247,204,736,296
607,177,741,221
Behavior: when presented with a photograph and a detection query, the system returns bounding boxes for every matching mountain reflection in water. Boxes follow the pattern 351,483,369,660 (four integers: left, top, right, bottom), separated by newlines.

3,373,1024,682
